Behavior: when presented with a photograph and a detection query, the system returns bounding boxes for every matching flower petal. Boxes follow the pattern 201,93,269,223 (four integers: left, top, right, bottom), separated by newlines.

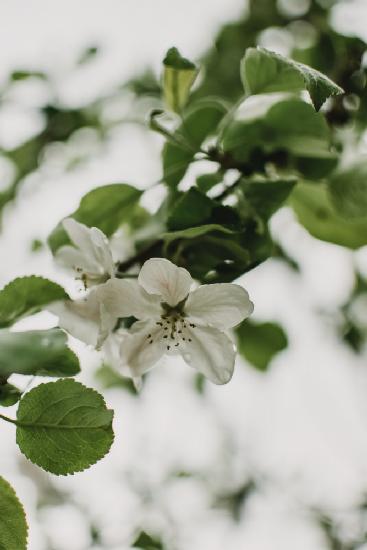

62,218,97,258
179,325,236,384
185,283,254,329
103,278,162,320
119,320,166,376
48,284,118,347
61,218,114,280
55,245,100,275
138,258,192,306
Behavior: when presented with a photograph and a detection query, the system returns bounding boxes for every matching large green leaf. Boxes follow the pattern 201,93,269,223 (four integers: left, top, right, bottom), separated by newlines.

48,184,142,253
241,47,343,110
163,47,198,113
167,188,214,230
236,320,288,371
290,182,367,249
16,379,114,475
328,160,367,219
162,99,227,188
221,97,337,179
0,329,80,378
0,276,68,328
0,477,28,550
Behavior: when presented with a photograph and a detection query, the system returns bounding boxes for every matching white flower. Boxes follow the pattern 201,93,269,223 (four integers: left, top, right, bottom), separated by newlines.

108,258,254,385
48,280,121,348
55,218,115,287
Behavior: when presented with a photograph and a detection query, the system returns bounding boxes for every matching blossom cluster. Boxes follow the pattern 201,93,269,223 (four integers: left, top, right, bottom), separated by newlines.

50,218,254,386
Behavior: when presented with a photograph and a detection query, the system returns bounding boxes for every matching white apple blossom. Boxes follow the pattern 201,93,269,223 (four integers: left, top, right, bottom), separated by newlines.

108,258,254,385
48,280,121,348
55,218,115,287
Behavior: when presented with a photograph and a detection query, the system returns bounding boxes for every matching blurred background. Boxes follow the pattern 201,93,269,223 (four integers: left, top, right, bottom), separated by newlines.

1,0,367,548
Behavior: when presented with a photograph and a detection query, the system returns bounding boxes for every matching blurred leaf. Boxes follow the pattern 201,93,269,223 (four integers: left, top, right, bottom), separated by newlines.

0,277,68,328
77,45,99,65
236,320,288,371
163,47,198,113
196,172,223,193
0,477,28,550
16,379,114,475
30,239,43,252
241,47,343,110
328,160,367,219
240,176,297,220
95,364,137,395
132,531,164,549
290,182,367,249
163,98,227,187
9,69,47,81
0,329,80,378
48,184,142,253
0,383,22,407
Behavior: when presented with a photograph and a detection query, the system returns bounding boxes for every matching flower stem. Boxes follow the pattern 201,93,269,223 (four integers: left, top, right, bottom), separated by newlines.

0,413,18,426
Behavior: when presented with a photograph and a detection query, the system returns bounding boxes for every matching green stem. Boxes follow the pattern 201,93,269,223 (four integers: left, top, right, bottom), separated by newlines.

0,414,18,426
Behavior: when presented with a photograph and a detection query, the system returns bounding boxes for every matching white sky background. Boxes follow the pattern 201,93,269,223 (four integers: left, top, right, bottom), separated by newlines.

1,1,367,549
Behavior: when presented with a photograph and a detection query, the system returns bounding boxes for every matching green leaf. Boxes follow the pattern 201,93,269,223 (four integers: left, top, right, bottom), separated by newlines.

16,379,114,475
167,188,214,230
132,531,164,549
328,160,367,219
236,320,288,371
0,276,68,328
0,477,28,550
48,184,142,253
241,47,343,110
290,182,367,249
163,99,227,188
0,329,80,378
162,223,235,245
163,47,198,113
196,172,223,193
0,383,22,407
240,177,297,220
221,97,337,178
95,364,137,395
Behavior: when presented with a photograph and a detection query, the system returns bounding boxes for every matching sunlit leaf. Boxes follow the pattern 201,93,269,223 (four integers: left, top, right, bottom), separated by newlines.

241,47,343,110
163,47,198,113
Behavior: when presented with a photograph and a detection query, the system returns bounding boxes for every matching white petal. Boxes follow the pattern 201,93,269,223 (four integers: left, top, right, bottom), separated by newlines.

119,320,166,376
103,278,162,320
62,218,114,280
185,283,254,329
55,245,100,274
179,325,236,384
63,218,97,257
103,331,144,390
138,258,192,306
48,284,118,347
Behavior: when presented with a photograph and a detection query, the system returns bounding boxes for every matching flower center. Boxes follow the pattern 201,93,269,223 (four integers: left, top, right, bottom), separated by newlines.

147,311,196,351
